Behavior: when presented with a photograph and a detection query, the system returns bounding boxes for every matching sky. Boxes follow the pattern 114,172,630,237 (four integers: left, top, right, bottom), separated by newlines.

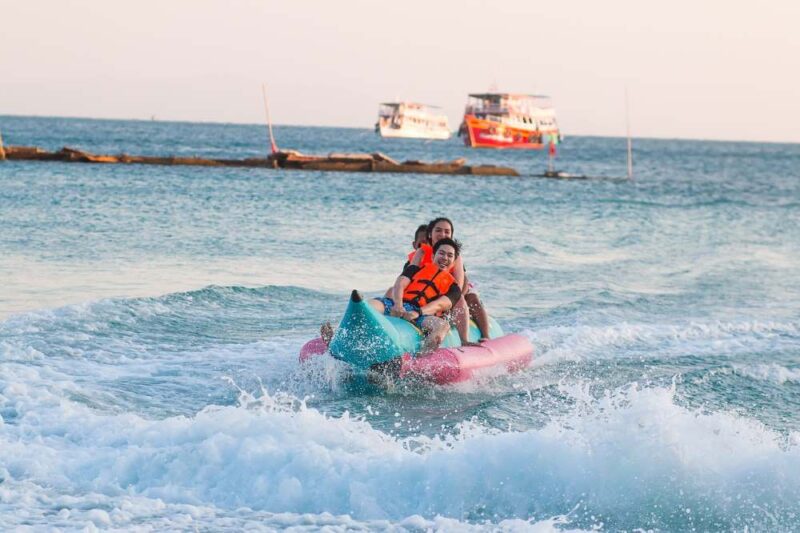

1,0,798,143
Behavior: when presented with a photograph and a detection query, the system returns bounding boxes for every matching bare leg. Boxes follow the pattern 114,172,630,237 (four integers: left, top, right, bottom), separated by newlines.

419,316,450,354
452,296,470,344
465,293,491,340
320,321,334,346
368,299,386,313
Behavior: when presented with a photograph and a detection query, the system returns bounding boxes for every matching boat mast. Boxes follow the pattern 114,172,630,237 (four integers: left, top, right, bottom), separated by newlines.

262,84,278,155
625,87,633,180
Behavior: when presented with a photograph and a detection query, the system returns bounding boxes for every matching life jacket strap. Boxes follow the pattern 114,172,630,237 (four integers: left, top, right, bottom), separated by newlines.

406,269,444,308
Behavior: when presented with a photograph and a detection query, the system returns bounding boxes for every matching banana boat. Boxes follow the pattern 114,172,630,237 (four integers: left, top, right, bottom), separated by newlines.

300,290,533,384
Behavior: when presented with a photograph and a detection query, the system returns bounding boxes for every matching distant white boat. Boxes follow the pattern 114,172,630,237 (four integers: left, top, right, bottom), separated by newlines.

375,102,451,140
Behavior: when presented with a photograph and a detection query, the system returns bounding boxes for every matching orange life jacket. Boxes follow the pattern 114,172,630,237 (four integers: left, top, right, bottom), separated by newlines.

408,243,433,266
402,263,456,312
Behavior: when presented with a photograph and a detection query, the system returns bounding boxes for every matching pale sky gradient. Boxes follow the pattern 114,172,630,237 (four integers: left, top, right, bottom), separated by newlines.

2,0,798,142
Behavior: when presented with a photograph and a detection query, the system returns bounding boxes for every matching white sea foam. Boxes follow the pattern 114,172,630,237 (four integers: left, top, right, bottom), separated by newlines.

526,319,799,365
732,363,800,385
2,360,800,530
719,244,799,270
0,363,579,530
0,474,573,532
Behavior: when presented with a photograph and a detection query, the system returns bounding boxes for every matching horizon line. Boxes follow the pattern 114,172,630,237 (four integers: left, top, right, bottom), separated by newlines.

1,112,798,147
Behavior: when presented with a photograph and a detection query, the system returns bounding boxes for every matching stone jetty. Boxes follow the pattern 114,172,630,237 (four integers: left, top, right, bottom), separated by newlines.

2,146,519,177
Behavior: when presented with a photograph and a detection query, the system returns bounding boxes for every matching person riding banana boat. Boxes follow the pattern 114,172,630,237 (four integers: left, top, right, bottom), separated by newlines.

321,219,493,350
369,237,462,354
406,217,492,344
309,228,534,383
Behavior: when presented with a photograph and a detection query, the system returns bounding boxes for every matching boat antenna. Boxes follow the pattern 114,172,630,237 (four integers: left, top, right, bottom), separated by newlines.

262,83,279,155
625,87,633,180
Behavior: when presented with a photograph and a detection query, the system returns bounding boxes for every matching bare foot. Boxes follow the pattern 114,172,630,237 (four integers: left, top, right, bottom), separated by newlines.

320,321,334,346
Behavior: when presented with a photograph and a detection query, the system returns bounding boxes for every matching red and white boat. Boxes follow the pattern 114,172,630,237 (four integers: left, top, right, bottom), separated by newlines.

458,93,561,149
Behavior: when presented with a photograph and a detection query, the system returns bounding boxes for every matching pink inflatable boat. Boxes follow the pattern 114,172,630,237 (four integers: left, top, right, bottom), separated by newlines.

300,290,533,385
300,333,533,385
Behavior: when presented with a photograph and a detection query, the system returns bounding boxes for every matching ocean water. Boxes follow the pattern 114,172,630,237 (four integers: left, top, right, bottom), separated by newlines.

1,115,799,531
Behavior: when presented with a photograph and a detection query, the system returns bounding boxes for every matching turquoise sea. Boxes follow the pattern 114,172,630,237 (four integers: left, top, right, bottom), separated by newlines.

1,115,799,531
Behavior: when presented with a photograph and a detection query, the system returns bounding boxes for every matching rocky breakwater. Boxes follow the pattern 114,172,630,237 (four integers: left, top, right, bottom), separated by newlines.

3,146,519,177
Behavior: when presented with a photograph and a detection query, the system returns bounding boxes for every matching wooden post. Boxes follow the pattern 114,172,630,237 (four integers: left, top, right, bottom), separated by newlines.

0,128,6,161
625,88,633,180
262,84,278,155
547,138,556,174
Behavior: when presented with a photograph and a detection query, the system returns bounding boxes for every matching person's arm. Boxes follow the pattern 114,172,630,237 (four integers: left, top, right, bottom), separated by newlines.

384,261,411,298
390,275,411,316
452,255,465,291
408,283,462,320
409,248,424,266
390,264,419,317
450,256,470,342
419,295,455,316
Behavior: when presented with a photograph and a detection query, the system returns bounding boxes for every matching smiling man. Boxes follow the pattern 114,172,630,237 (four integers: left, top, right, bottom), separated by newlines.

369,238,463,354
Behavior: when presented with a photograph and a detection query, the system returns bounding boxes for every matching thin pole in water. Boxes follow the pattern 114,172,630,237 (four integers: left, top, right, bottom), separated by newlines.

262,84,278,155
0,128,6,161
625,87,633,180
547,138,556,175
